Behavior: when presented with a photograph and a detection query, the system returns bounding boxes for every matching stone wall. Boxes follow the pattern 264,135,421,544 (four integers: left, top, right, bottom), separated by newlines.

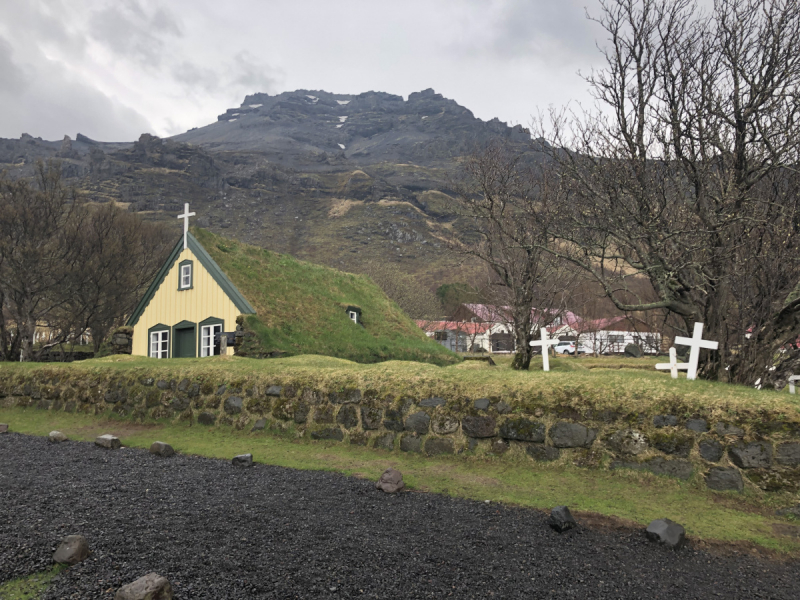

2,371,799,494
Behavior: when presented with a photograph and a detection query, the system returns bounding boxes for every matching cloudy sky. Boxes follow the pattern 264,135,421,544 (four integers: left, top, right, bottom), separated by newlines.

0,0,606,142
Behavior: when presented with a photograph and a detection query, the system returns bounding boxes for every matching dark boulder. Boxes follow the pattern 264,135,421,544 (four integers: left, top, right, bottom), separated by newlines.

420,397,445,407
685,418,708,433
404,411,430,434
499,418,545,443
645,518,686,550
232,453,253,467
198,412,216,426
473,398,490,411
361,407,383,430
698,439,724,462
624,344,643,358
266,385,282,396
251,418,266,431
383,409,405,432
224,396,243,415
462,415,496,438
776,442,800,467
548,506,577,533
400,433,422,453
714,422,744,437
149,441,175,457
293,403,310,424
114,572,173,600
336,405,359,429
705,467,743,492
645,457,693,480
526,444,560,461
549,422,596,448
653,415,678,428
48,431,68,443
95,434,121,450
424,437,454,456
374,433,395,451
729,441,772,469
311,427,344,442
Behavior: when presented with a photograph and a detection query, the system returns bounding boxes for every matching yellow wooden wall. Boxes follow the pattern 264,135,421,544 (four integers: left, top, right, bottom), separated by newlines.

132,247,243,357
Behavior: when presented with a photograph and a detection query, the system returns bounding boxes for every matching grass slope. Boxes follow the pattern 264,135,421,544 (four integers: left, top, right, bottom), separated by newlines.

193,228,458,365
2,407,799,556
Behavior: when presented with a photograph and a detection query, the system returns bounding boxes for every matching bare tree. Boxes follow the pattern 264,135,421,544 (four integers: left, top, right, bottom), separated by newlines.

448,141,579,369
540,0,800,385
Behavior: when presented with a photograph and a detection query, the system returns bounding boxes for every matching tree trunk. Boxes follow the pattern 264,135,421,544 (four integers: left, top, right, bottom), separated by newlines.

511,311,534,370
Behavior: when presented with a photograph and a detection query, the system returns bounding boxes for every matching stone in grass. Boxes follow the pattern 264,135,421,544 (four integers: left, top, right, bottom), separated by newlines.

685,418,708,433
548,506,577,533
198,412,216,426
549,422,596,448
652,415,678,428
232,453,253,467
375,468,405,493
114,572,173,600
0,423,8,434
705,467,743,492
645,518,686,550
149,441,175,457
95,434,121,450
48,431,68,443
251,418,267,431
424,437,454,456
53,534,90,565
699,439,724,462
728,441,772,469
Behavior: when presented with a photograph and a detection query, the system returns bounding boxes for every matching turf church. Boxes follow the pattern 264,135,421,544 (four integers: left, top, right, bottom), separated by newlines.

126,204,255,358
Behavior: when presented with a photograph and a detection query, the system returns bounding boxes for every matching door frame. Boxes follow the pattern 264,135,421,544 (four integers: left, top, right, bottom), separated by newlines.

171,320,197,358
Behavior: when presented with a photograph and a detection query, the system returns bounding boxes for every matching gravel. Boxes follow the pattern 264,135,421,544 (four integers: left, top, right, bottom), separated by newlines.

1,432,798,599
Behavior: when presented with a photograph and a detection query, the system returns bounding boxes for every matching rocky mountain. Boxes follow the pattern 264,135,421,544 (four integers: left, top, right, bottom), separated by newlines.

0,89,539,287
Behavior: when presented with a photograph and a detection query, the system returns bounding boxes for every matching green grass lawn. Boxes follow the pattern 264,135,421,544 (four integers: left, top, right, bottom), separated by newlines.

2,405,799,557
0,566,66,600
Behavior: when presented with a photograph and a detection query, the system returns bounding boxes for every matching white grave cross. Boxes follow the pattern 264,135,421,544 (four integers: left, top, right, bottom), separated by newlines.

177,203,196,250
529,328,560,372
655,347,689,379
673,322,718,381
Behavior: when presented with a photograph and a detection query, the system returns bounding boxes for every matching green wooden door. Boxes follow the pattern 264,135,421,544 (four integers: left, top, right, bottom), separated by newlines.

174,326,196,358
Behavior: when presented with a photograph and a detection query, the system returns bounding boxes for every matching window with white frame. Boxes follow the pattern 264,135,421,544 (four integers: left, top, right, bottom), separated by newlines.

200,323,222,357
349,311,358,323
179,262,192,289
149,330,169,358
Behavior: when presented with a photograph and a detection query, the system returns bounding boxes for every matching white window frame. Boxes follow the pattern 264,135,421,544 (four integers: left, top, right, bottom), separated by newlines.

179,263,192,289
149,330,169,359
200,324,222,357
349,311,358,323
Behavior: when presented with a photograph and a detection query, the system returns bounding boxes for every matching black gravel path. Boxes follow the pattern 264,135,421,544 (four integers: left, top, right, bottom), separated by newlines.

1,433,798,599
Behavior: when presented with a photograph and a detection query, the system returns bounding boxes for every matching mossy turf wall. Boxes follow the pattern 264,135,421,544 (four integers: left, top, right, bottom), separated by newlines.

2,355,800,496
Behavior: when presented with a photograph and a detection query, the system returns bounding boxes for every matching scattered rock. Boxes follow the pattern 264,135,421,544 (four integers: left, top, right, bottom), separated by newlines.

310,427,344,441
114,572,173,600
526,444,560,461
650,432,693,457
420,397,446,407
432,414,459,435
729,441,772,469
399,433,422,453
360,407,383,430
699,439,724,462
714,422,744,437
336,405,359,429
95,434,121,450
549,422,596,448
776,442,800,467
494,401,512,414
198,412,216,426
149,442,175,457
645,519,686,550
266,385,282,396
705,467,743,492
424,437,455,456
0,423,7,433
652,415,678,428
48,431,68,443
374,432,395,451
53,534,90,565
375,468,405,493
462,415,496,438
685,418,708,433
645,457,693,480
224,396,243,415
608,429,648,455
499,418,545,443
215,384,227,396
232,454,253,467
156,380,169,390
251,418,266,431
473,398,490,411
404,411,430,434
548,506,577,533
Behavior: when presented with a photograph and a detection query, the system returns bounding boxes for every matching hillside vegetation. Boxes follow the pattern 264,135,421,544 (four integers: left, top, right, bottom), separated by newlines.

193,228,458,365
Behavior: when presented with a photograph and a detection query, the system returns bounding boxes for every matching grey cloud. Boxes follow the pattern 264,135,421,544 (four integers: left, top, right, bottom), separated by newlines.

230,51,282,94
172,53,283,97
0,37,27,95
88,0,182,67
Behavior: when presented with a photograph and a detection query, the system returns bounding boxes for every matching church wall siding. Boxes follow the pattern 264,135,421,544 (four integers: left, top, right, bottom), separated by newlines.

132,248,242,357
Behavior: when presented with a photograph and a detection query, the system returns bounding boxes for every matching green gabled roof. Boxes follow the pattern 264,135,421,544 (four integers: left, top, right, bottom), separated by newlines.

126,232,256,327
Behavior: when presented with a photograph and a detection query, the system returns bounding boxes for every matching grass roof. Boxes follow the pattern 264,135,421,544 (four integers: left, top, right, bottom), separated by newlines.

193,228,458,366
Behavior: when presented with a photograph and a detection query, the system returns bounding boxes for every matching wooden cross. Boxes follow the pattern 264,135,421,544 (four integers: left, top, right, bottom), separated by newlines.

788,375,800,394
674,322,718,381
177,203,196,250
529,328,560,372
655,347,689,379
